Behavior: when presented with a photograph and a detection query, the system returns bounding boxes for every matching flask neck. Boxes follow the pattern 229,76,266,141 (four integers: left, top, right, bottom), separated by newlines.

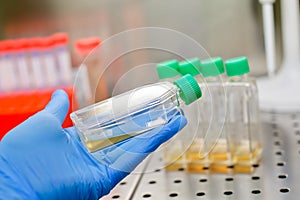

160,75,181,83
204,73,226,83
227,73,249,82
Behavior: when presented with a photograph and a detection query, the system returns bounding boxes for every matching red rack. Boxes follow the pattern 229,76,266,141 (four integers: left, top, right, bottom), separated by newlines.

0,87,77,140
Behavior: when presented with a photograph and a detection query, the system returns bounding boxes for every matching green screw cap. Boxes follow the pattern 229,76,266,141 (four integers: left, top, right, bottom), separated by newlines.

173,74,202,105
156,59,181,79
225,57,250,76
200,57,224,77
178,58,201,76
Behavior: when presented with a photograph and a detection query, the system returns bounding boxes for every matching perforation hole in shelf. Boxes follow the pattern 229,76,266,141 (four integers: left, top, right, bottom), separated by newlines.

275,150,283,156
277,162,285,166
174,179,182,184
169,193,178,197
272,123,277,129
274,141,281,146
148,180,156,184
252,176,260,180
199,178,208,183
278,174,288,179
251,190,261,194
273,131,279,137
223,191,233,196
225,177,234,182
142,194,151,198
279,188,290,193
196,192,205,197
252,164,260,168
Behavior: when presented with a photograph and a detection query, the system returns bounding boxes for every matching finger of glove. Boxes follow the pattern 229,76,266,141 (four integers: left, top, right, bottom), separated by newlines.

44,90,70,124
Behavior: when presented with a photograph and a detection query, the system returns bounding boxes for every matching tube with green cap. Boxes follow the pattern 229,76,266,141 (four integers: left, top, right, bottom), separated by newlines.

200,57,225,79
224,56,262,172
157,59,203,171
156,59,182,81
185,57,230,172
225,56,250,81
178,58,201,77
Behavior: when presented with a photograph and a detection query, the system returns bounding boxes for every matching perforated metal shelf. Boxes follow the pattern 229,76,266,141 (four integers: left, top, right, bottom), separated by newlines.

100,158,149,200
101,113,300,200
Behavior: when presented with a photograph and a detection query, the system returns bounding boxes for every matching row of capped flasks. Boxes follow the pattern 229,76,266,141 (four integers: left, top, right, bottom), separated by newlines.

0,33,72,92
156,57,262,174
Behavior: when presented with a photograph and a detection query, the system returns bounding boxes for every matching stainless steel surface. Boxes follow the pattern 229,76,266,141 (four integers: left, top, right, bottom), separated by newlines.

105,112,300,199
100,171,139,200
100,157,150,200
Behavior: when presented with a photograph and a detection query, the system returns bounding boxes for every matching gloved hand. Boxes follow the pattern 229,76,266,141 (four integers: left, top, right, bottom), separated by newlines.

0,90,187,200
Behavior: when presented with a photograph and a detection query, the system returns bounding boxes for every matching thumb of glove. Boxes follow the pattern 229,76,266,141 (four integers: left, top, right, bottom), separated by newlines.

44,89,70,124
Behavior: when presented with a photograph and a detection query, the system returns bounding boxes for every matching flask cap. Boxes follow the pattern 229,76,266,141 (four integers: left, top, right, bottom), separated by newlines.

225,57,250,76
173,74,202,105
178,58,201,76
156,59,181,79
200,57,224,77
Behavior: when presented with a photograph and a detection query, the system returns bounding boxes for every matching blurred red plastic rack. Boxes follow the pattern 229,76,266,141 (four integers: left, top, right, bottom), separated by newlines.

0,87,77,140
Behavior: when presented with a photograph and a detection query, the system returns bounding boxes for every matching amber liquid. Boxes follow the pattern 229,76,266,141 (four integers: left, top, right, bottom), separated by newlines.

185,139,208,173
84,134,134,152
233,143,262,173
208,139,232,173
208,139,229,162
83,127,157,152
164,155,185,171
233,143,262,162
164,142,185,171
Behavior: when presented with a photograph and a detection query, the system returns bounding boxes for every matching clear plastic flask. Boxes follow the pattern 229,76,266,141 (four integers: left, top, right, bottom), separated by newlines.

156,59,186,170
225,57,262,173
198,57,229,173
71,74,202,158
178,58,210,173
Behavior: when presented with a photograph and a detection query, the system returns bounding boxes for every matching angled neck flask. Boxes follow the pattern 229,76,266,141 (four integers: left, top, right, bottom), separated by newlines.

71,74,202,156
225,57,262,173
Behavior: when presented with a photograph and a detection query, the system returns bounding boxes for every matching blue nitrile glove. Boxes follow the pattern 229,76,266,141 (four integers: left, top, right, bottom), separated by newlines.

0,90,187,200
